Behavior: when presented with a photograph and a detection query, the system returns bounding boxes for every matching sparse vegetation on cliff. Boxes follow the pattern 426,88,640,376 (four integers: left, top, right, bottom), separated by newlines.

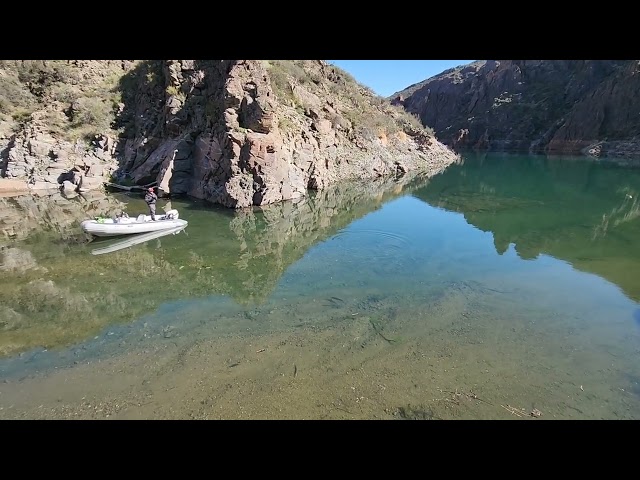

267,60,432,140
0,60,137,143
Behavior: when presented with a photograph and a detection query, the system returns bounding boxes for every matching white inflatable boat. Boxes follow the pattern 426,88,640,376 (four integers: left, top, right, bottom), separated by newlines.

81,209,187,237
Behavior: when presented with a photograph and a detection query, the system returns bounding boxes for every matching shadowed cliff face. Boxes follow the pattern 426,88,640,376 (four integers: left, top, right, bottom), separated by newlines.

0,171,435,357
412,153,640,302
391,60,640,161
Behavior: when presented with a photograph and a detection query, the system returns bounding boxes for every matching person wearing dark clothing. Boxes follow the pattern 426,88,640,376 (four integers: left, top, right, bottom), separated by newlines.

145,187,158,220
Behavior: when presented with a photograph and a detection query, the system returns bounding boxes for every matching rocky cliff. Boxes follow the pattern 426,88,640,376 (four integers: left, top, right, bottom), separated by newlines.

0,60,459,207
390,60,640,161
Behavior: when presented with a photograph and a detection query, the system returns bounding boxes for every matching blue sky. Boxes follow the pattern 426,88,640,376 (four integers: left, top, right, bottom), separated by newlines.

326,60,476,98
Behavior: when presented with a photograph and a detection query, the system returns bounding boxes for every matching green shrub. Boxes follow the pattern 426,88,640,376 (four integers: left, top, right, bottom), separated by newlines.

11,108,32,123
267,63,296,105
164,84,186,106
0,74,36,113
278,117,296,132
0,95,11,115
70,97,111,128
50,83,79,104
166,85,179,97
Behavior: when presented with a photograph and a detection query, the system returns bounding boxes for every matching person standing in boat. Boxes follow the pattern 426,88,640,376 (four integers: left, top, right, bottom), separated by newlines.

145,187,158,221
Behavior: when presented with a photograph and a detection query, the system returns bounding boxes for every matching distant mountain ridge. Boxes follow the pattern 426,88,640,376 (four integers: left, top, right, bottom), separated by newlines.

390,60,640,161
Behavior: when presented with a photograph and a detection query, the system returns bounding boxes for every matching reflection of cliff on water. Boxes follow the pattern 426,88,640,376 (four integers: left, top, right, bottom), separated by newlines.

1,190,126,245
157,170,435,304
413,152,640,301
0,171,434,357
0,190,129,356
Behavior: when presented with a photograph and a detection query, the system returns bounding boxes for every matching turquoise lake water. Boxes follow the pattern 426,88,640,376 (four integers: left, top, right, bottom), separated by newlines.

1,152,639,419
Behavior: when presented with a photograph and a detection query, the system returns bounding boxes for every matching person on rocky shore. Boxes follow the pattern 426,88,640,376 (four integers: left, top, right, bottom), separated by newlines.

144,187,158,221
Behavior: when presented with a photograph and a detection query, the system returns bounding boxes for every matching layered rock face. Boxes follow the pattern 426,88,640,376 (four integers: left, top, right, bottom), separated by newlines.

1,127,119,193
0,60,459,207
390,60,640,160
116,60,458,207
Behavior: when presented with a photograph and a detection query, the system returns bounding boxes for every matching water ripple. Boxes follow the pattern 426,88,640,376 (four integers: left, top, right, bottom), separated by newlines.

329,228,415,265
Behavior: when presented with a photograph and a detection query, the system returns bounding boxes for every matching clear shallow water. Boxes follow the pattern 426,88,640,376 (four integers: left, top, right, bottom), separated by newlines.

1,153,640,419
